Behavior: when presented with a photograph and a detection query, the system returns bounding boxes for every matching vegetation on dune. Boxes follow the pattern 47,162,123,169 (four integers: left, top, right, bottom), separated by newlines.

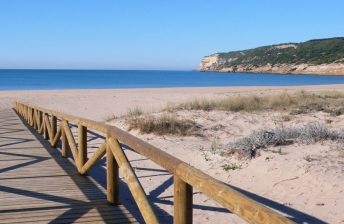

122,91,344,136
103,113,118,122
176,90,344,114
225,123,344,158
119,90,344,160
217,37,344,68
127,106,145,117
126,113,200,136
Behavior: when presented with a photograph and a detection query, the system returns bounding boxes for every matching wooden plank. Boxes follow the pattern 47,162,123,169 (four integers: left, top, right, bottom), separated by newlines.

0,203,131,216
1,212,136,224
0,206,134,221
0,109,137,224
0,191,106,199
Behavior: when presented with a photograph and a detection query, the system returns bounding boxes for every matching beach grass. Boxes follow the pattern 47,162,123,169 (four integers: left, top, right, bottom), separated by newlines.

123,90,344,136
103,113,118,122
126,113,199,136
127,106,145,116
175,90,344,114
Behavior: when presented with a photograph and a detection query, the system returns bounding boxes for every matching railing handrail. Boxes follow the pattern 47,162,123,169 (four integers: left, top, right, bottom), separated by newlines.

13,101,294,224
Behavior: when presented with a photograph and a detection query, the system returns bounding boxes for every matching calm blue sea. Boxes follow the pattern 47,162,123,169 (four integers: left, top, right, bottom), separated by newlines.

1,69,344,90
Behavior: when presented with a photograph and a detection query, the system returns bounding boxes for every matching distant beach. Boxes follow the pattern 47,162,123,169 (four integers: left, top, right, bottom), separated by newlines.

2,85,344,119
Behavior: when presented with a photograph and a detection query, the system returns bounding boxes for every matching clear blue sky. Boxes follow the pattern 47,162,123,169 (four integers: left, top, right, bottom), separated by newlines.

1,1,343,70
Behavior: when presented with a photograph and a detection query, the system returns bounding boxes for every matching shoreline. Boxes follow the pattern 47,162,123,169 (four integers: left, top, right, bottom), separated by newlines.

2,85,344,121
199,70,344,76
2,83,344,94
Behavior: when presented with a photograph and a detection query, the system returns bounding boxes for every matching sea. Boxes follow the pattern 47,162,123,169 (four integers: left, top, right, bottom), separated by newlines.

1,69,344,90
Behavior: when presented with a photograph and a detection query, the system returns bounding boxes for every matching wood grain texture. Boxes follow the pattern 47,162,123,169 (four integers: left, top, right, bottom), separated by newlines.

108,137,159,224
62,120,79,163
174,175,193,224
106,136,119,205
78,124,87,171
0,109,137,224
61,121,68,158
80,141,106,175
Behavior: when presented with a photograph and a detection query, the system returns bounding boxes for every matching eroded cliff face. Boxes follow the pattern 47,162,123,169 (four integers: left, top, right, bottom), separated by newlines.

199,54,344,75
198,54,225,71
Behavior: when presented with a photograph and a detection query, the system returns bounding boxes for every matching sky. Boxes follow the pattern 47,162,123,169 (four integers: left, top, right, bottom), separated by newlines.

1,1,344,70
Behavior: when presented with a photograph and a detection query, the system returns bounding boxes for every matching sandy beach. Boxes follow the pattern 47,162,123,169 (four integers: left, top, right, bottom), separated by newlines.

2,85,344,223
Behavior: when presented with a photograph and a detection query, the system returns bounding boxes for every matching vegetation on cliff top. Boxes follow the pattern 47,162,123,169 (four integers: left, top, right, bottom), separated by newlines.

217,37,344,68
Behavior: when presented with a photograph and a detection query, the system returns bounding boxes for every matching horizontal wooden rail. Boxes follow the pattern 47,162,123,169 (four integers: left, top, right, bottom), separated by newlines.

13,101,294,224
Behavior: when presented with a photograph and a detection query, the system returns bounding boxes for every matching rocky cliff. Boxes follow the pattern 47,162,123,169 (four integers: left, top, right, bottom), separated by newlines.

199,38,344,75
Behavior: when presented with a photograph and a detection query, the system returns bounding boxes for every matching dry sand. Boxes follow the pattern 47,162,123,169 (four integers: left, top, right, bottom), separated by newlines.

2,85,344,223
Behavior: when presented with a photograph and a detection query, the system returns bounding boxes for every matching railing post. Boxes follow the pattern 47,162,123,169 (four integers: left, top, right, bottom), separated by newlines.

106,135,119,204
27,106,29,121
43,113,49,140
28,107,32,126
31,108,35,126
51,115,57,138
29,107,33,126
62,122,68,158
29,107,31,122
38,111,43,134
25,106,27,121
174,175,193,224
24,106,27,121
78,124,87,172
33,110,38,130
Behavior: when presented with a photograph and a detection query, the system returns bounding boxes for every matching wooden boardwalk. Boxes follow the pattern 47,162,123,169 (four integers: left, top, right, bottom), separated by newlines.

0,109,138,224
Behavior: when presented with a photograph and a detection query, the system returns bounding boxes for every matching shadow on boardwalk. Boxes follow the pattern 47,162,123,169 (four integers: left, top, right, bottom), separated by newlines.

0,109,137,223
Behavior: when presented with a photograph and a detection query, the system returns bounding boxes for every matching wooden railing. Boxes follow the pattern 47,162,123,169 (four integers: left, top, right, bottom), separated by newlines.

13,101,294,224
